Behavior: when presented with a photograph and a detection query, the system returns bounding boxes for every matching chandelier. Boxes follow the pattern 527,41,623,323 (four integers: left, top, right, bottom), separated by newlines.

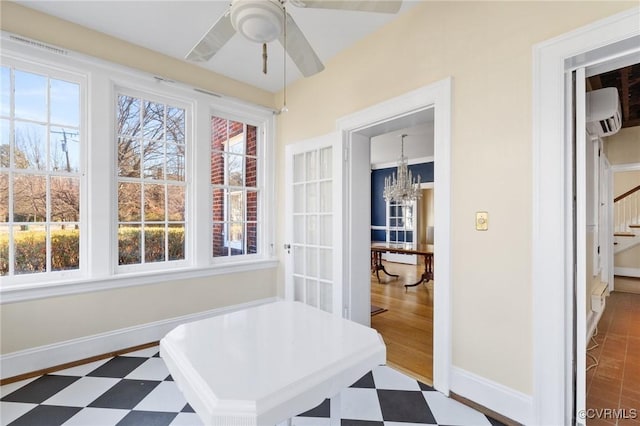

383,134,422,203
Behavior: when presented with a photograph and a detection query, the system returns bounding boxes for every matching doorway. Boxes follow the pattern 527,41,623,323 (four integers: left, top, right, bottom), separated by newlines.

532,8,639,424
337,78,453,394
369,119,435,384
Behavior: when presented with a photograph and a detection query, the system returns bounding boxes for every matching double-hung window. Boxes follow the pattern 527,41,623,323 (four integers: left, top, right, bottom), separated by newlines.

1,63,84,278
116,91,188,269
210,115,260,259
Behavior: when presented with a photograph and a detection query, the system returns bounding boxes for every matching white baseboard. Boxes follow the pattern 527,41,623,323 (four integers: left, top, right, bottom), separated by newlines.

1,297,278,380
614,267,640,278
451,366,532,425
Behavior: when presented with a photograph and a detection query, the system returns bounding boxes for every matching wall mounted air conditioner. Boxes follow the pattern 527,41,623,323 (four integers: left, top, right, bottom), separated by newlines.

586,87,622,137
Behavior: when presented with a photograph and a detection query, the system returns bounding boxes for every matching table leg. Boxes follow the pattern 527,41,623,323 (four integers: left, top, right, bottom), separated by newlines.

330,394,341,426
371,251,399,283
404,254,433,291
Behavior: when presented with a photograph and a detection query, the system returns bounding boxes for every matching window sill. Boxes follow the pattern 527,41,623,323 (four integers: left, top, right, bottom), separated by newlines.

0,258,279,304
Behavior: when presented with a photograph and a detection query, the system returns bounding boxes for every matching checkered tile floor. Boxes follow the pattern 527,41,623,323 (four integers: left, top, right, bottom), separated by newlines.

1,345,505,426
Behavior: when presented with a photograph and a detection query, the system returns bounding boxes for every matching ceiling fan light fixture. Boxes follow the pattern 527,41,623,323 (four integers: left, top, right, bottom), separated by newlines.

230,0,284,43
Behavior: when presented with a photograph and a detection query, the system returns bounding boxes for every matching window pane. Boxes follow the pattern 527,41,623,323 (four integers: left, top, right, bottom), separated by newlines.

118,224,141,265
51,223,79,271
14,224,46,274
0,225,7,275
51,176,80,222
50,127,80,172
1,119,9,168
145,225,165,262
144,184,165,221
305,150,317,180
143,140,164,179
117,95,141,137
50,79,80,127
211,151,224,185
118,182,141,222
1,66,9,117
167,185,185,221
211,117,227,152
166,107,185,143
246,125,257,156
212,188,224,222
168,223,185,261
246,190,257,222
247,222,257,255
246,156,257,187
229,191,243,222
227,153,243,186
0,173,7,222
14,70,46,122
143,101,164,140
230,222,244,256
166,143,185,181
319,147,332,179
14,174,46,222
294,154,304,183
118,137,141,177
212,222,226,257
14,122,46,170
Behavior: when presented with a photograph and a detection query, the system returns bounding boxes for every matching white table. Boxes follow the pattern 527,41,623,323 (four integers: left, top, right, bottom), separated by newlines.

160,301,386,426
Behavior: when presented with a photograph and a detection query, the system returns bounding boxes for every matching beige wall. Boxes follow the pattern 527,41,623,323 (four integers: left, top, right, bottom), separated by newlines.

1,271,277,353
275,1,636,395
0,2,278,356
614,170,640,197
605,126,640,165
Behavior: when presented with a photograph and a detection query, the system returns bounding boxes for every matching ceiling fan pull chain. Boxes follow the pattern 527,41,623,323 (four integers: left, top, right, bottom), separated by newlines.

262,43,268,74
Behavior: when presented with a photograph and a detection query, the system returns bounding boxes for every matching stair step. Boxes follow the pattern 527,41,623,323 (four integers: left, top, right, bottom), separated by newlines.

629,224,640,228
614,232,636,237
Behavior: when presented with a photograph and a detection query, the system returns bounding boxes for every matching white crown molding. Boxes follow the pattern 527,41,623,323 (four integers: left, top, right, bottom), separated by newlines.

371,156,434,171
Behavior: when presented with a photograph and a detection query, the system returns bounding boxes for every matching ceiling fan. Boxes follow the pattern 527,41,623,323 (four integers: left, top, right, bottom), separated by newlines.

186,0,402,77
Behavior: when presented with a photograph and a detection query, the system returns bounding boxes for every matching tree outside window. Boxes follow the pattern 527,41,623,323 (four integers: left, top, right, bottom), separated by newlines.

0,66,81,276
116,94,187,266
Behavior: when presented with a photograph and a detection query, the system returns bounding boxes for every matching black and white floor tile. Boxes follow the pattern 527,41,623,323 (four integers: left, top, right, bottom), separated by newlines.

1,346,505,426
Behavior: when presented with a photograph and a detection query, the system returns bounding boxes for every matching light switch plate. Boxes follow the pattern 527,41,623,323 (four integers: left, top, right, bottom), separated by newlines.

476,211,488,231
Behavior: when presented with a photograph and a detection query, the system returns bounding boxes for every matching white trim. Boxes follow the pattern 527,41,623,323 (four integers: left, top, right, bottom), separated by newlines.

0,296,279,380
450,367,533,425
370,225,386,231
611,162,640,172
532,7,640,425
1,260,278,304
336,77,452,395
371,155,434,170
614,267,640,278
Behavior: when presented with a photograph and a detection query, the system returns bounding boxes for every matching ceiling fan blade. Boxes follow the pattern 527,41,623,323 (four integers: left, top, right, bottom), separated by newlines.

293,0,402,14
186,11,235,62
278,13,325,77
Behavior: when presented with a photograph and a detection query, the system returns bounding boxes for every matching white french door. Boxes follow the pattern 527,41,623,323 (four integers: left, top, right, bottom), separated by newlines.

284,133,343,315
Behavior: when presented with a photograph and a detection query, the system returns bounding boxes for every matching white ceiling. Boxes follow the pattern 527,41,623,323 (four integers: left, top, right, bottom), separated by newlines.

15,0,419,93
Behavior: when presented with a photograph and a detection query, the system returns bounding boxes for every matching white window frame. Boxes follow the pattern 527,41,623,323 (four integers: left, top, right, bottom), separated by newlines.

209,110,267,264
114,86,191,274
0,32,277,303
0,56,88,286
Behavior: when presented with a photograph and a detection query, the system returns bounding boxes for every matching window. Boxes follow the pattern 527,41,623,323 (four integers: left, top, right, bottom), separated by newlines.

211,116,259,258
1,65,82,277
1,37,275,299
116,93,187,268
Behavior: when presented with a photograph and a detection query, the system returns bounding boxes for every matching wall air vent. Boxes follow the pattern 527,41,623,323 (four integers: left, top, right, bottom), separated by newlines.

194,88,222,98
9,35,68,56
586,87,622,137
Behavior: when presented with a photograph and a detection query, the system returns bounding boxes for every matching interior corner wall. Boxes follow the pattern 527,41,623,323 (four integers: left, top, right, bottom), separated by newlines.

605,126,640,165
0,2,279,357
274,1,637,397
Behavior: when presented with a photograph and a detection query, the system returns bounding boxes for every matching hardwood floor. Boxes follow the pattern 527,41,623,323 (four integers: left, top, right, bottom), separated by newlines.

586,291,640,425
371,260,433,384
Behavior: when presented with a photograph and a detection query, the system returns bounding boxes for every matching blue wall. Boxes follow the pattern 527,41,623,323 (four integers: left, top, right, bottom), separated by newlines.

370,162,434,241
